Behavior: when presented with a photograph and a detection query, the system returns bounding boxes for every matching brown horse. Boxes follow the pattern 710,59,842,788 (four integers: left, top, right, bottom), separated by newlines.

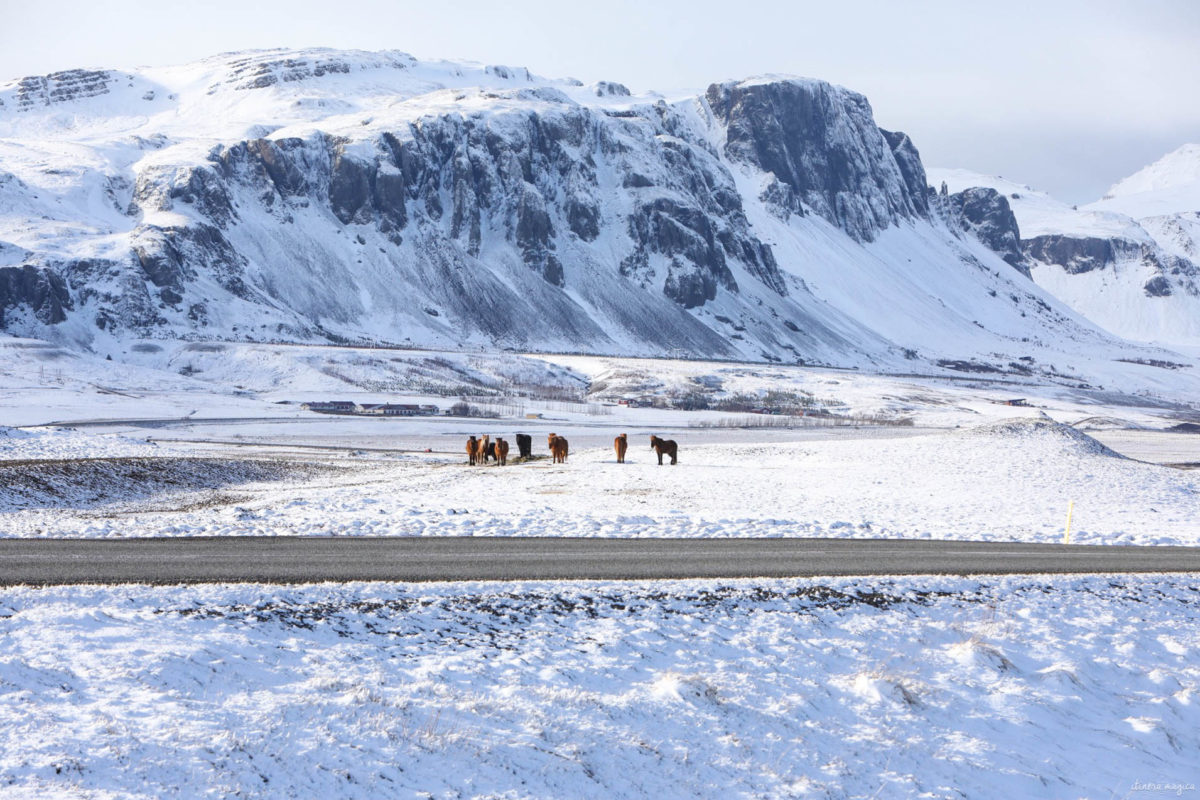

495,438,509,466
649,435,678,465
475,434,491,466
614,433,628,463
466,435,478,465
548,432,569,464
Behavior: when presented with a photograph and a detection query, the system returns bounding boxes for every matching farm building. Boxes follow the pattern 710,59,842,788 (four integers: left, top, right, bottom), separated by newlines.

301,401,357,414
357,403,437,416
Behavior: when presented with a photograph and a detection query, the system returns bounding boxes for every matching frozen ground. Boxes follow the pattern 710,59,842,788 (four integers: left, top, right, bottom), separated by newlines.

3,342,1199,797
2,339,1199,546
1,418,1198,545
1,575,1198,798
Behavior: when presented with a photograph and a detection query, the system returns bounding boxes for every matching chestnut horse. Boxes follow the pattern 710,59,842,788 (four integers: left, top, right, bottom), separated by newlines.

614,433,628,463
548,432,569,464
466,435,478,465
495,437,509,466
475,434,491,466
649,435,678,465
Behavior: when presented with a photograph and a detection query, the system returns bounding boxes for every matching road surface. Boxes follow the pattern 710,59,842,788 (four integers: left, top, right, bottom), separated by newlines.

3,537,1200,585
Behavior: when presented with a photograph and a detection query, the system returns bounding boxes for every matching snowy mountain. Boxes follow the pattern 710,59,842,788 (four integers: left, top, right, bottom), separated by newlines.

929,145,1200,348
0,48,1186,379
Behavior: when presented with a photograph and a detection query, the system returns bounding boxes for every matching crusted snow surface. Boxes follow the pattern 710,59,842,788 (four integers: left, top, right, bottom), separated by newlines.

1,575,1198,797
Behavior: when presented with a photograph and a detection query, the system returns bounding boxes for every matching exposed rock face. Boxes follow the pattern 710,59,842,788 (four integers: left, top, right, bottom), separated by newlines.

0,265,71,326
12,70,113,109
1024,231,1198,305
705,79,926,241
1143,275,1173,297
594,81,631,97
1024,235,1143,275
214,53,406,92
945,187,1029,276
880,130,929,217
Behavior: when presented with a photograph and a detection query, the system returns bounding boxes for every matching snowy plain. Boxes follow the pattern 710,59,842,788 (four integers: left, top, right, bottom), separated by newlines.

2,339,1199,546
2,339,1200,797
2,576,1199,798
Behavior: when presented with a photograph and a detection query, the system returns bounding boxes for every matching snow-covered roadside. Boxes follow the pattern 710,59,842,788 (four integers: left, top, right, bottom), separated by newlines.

1,575,1197,798
3,420,1198,546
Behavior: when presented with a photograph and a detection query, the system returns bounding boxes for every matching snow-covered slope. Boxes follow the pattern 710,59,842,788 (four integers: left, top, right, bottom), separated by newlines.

930,159,1200,348
0,48,1185,379
1092,143,1200,218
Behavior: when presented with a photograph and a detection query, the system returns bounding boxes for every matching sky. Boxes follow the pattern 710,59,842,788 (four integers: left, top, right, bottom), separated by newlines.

2,0,1198,203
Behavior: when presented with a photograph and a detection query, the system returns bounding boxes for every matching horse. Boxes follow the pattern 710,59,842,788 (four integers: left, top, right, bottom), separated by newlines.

485,441,497,463
495,438,509,466
548,432,569,464
649,435,678,465
466,435,478,466
475,434,491,466
515,433,532,459
614,433,628,463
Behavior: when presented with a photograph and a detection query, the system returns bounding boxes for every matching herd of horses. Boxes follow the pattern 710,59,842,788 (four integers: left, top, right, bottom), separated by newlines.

464,432,679,465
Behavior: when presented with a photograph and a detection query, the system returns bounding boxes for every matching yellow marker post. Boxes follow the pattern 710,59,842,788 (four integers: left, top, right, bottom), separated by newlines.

1063,500,1074,545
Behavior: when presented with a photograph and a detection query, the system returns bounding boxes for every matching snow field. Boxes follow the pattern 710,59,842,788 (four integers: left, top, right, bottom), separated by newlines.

0,575,1197,798
3,420,1197,546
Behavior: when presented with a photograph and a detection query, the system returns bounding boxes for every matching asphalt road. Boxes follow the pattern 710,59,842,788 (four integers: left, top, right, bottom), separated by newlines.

3,537,1200,586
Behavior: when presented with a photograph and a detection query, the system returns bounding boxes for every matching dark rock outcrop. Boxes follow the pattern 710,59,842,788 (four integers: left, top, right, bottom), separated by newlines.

595,81,631,97
880,130,929,217
1143,275,1173,297
12,70,114,110
946,187,1029,276
0,265,71,325
1023,235,1142,275
706,79,925,241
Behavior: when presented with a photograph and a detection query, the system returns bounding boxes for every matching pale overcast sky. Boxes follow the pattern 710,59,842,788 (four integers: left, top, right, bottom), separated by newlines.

2,0,1197,203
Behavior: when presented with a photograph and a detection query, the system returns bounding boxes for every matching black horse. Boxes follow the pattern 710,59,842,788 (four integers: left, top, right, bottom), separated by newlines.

515,433,533,459
649,435,678,465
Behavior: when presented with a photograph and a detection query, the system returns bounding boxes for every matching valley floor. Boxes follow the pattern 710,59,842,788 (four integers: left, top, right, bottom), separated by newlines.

2,341,1200,797
2,418,1198,547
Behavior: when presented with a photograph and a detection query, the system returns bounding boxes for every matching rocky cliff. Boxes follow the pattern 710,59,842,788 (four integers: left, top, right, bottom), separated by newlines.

941,187,1028,276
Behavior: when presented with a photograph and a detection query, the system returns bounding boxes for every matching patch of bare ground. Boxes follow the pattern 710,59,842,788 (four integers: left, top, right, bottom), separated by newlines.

0,457,333,511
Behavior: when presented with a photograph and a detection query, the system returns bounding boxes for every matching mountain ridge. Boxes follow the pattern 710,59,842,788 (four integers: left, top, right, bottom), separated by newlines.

0,48,1189,388
929,154,1200,348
